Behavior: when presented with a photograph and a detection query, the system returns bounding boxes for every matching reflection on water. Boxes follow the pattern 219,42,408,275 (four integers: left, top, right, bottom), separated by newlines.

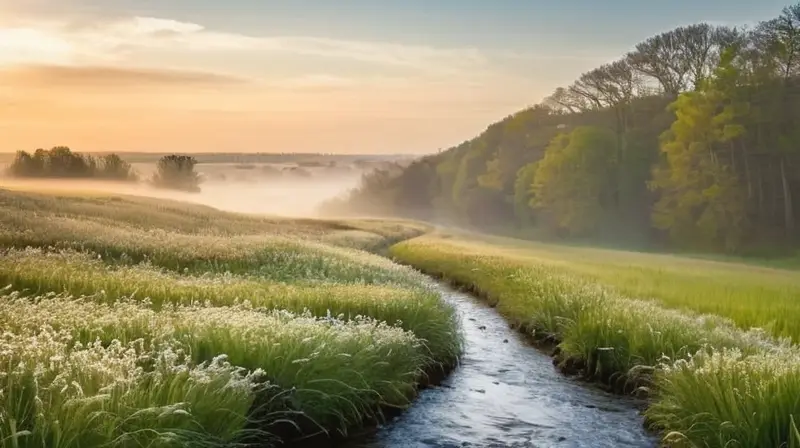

343,283,657,448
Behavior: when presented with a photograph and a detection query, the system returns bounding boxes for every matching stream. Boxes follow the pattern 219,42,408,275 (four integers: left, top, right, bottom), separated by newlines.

343,282,657,448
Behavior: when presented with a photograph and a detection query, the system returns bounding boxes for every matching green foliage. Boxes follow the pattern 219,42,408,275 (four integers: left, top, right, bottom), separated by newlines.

531,127,618,236
151,155,202,192
98,153,136,180
0,249,460,366
330,2,800,255
6,147,137,181
451,143,491,212
478,105,554,194
650,50,750,251
512,163,538,226
449,141,510,227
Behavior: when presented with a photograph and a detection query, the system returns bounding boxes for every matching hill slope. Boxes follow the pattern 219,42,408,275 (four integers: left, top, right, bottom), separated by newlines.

326,3,800,256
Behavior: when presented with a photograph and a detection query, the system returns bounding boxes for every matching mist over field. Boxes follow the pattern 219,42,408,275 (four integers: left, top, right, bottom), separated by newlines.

0,162,365,217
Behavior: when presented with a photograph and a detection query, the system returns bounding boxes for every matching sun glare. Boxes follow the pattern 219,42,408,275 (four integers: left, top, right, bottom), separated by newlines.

0,27,73,66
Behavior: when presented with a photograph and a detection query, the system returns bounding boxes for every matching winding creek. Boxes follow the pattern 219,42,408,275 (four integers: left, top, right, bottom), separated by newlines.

343,282,657,448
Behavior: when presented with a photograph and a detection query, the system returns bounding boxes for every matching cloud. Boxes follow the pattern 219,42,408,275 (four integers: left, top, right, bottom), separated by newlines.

0,15,489,77
0,64,246,87
497,49,617,62
105,16,487,69
278,74,358,91
254,36,487,70
113,17,205,35
0,27,76,65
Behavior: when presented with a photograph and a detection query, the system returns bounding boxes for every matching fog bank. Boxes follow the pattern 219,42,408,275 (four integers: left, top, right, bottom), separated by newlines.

0,176,362,218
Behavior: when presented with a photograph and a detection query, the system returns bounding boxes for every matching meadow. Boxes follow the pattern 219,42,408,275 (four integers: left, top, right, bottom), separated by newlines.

9,186,800,448
0,189,461,447
390,231,800,448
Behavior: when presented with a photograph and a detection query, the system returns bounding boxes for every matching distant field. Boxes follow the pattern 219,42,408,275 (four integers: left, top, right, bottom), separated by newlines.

407,232,800,341
390,231,800,448
0,188,458,447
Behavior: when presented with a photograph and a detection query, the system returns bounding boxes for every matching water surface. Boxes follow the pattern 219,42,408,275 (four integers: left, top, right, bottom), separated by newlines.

344,283,657,448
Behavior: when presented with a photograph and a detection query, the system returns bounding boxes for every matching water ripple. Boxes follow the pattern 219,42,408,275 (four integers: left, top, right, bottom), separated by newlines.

343,283,657,448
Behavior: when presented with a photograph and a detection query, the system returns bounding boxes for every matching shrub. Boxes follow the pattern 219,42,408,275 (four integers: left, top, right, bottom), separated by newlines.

151,155,202,192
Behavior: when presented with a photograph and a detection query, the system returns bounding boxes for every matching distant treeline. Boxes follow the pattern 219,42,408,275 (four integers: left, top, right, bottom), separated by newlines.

325,3,800,255
5,148,203,193
7,147,137,181
114,152,410,165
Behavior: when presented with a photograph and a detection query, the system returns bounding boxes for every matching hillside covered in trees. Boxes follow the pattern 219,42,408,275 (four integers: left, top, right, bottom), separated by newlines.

325,3,800,255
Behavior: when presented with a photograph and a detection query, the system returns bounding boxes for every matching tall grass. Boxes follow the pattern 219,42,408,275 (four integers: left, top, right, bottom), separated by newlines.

0,188,429,244
0,318,262,448
0,217,425,285
0,249,460,365
648,348,800,448
0,188,325,236
413,232,800,341
0,292,429,437
0,189,460,447
390,233,800,448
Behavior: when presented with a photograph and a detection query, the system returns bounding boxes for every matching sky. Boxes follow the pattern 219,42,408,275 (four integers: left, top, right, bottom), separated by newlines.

0,0,790,154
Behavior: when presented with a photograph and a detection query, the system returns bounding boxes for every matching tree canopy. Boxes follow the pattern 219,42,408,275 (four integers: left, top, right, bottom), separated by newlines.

325,2,800,255
6,147,137,181
151,155,202,192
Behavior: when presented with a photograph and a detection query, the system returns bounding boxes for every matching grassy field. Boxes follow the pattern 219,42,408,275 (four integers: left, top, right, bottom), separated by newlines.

10,186,800,448
398,232,800,341
0,189,460,447
390,231,800,448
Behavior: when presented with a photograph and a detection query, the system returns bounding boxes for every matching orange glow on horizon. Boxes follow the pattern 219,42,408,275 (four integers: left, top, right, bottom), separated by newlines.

0,13,543,154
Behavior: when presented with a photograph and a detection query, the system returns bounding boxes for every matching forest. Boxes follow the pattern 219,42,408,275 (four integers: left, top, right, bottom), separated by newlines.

326,3,800,255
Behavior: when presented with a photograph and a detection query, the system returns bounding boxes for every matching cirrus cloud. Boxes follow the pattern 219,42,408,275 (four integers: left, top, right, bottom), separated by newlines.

0,64,247,88
0,15,491,77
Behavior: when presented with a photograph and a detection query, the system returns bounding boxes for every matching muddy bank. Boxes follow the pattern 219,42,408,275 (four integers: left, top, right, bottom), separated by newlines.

339,282,657,448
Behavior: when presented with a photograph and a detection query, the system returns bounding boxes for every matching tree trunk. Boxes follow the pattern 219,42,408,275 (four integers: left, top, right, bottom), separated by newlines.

781,157,795,235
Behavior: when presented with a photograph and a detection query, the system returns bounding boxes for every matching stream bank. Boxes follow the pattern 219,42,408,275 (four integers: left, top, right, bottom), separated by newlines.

339,282,656,448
